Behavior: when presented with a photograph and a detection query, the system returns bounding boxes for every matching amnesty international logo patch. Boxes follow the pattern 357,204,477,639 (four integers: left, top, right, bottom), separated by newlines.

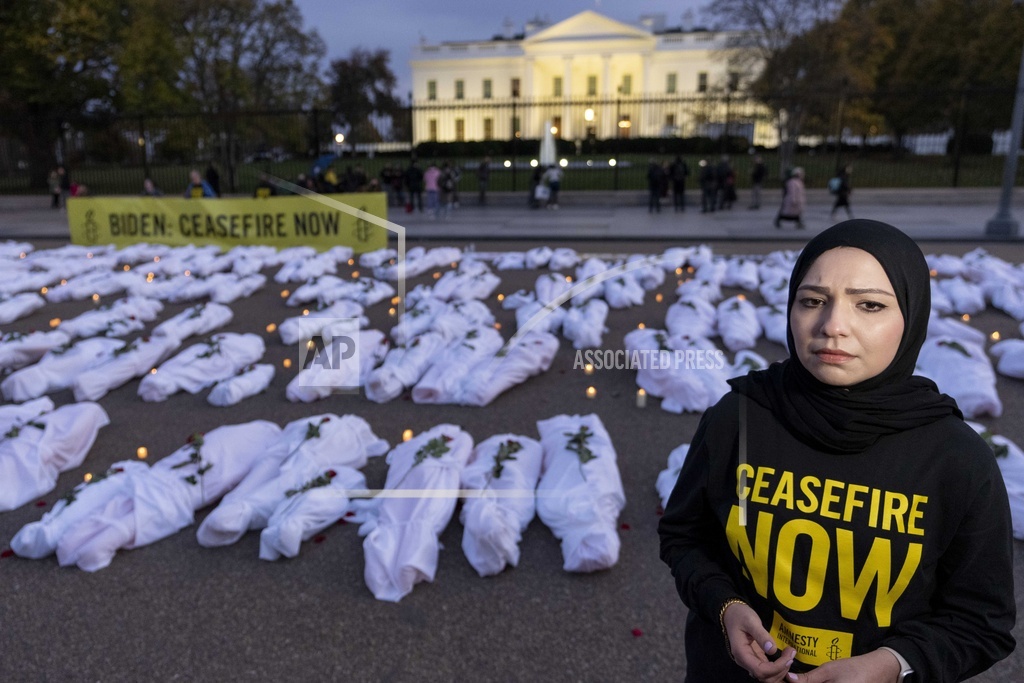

769,612,853,667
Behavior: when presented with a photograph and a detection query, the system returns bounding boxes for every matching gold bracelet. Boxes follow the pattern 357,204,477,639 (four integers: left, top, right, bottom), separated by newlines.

718,598,748,662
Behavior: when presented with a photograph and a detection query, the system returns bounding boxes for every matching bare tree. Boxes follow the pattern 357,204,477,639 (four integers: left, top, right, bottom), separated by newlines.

704,0,844,171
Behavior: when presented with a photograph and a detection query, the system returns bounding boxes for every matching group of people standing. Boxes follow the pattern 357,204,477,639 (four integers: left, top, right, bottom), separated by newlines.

47,166,74,208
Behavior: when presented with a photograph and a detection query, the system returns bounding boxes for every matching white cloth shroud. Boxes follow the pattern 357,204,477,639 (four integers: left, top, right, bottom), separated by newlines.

197,413,388,548
151,302,234,342
990,339,1024,379
2,337,124,402
58,297,164,339
536,414,624,573
259,465,367,560
410,327,504,403
915,336,1002,418
277,300,366,346
0,402,110,512
966,422,1024,540
656,443,690,509
0,330,72,372
756,305,788,347
54,420,281,571
665,297,717,340
456,332,560,407
285,329,387,402
716,296,762,352
364,331,447,403
207,363,276,406
459,434,543,577
72,335,181,402
0,293,46,325
624,328,730,414
432,262,501,301
514,300,566,335
274,252,338,284
362,424,474,602
11,460,149,559
562,299,609,350
138,333,266,401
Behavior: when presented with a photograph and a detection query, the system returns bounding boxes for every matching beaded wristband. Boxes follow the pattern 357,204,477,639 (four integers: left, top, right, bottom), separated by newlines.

718,598,748,662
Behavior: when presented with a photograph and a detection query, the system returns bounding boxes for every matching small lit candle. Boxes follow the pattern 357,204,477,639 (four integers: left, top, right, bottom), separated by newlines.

91,293,100,302
584,363,594,375
149,368,157,374
19,252,25,259
302,309,309,316
929,269,938,277
266,323,277,333
687,266,695,273
638,323,646,329
184,270,191,277
991,331,1002,341
306,340,316,350
153,256,160,262
137,446,148,459
280,290,290,298
585,386,597,399
60,279,67,286
450,262,458,268
283,358,292,368
497,294,505,302
961,314,971,322
49,318,61,328
123,264,131,272
655,293,663,303
40,287,48,295
432,272,441,280
86,252,93,259
675,267,683,275
391,296,401,305
351,271,360,279
565,276,573,283
737,294,746,301
494,322,502,330
636,388,647,408
402,429,414,442
388,307,396,316
348,258,355,266
84,473,93,483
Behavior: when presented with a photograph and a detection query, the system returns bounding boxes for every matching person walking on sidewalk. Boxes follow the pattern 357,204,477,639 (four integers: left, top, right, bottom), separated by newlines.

830,165,854,221
49,169,61,209
542,164,563,209
749,155,766,209
775,167,806,229
699,160,717,213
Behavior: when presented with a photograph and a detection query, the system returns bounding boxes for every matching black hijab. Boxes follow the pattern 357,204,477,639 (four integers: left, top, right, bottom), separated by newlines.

729,219,962,454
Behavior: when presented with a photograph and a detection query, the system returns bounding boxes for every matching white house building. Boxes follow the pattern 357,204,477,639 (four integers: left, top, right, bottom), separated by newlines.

409,10,764,145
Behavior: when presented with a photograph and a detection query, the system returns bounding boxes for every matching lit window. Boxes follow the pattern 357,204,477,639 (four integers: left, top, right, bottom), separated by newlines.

427,80,437,100
698,72,708,93
484,118,493,140
483,79,492,99
621,74,632,95
455,118,465,141
587,75,597,96
455,79,464,100
553,76,562,97
667,72,677,94
429,119,438,141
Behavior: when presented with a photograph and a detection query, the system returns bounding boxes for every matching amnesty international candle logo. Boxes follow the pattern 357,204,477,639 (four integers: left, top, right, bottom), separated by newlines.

769,613,852,667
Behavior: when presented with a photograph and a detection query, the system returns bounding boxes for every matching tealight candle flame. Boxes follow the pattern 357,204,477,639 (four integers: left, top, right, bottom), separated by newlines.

432,272,441,279
302,309,309,316
388,307,396,316
675,267,683,275
584,363,594,375
183,270,191,277
638,323,646,329
266,323,277,333
737,294,746,301
149,368,157,374
402,429,414,442
137,446,148,459
154,256,160,262
91,293,100,302
565,276,573,283
280,290,290,298
391,296,401,305
636,388,647,408
84,473,93,483
494,322,502,330
497,294,505,302
961,314,970,322
352,271,360,279
123,264,131,272
991,331,1001,341
348,259,355,266
41,287,48,294
283,358,292,368
49,318,60,328
585,386,597,399
929,269,938,277
655,293,663,303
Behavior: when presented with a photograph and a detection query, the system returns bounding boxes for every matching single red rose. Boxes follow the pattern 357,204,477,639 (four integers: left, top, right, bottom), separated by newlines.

335,518,348,526
322,417,331,422
35,500,47,507
620,523,631,531
442,435,453,443
631,628,643,638
1,549,14,558
344,511,355,518
326,469,337,478
313,534,326,544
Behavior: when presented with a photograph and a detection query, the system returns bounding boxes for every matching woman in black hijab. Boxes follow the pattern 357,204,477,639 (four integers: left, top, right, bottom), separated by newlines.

659,220,1015,683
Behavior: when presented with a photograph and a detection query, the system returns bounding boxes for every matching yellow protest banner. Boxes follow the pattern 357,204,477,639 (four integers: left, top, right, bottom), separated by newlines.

66,193,388,253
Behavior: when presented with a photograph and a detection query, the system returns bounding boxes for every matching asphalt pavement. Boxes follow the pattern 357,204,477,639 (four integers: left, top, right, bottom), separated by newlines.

0,190,1023,682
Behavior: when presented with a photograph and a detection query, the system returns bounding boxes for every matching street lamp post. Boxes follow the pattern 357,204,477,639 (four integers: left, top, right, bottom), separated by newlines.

986,37,1024,236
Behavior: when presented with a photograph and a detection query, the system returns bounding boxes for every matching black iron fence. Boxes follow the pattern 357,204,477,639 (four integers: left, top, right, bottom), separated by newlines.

0,87,1017,196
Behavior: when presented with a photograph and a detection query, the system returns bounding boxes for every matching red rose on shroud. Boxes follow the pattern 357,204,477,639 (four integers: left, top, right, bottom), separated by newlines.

620,523,631,531
1,549,14,558
326,469,337,479
313,535,326,544
35,500,47,507
631,628,643,638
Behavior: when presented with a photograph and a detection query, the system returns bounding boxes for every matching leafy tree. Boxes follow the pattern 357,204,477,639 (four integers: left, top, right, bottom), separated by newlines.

0,0,128,187
704,0,845,171
327,48,402,143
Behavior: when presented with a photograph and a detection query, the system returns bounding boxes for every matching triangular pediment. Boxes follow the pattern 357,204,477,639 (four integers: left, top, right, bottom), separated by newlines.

524,10,653,45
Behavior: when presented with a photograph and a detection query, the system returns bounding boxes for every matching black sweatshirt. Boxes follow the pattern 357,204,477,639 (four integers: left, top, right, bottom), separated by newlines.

659,391,1016,682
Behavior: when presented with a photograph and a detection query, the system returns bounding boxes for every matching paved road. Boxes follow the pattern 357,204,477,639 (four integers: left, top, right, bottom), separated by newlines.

0,196,1022,682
